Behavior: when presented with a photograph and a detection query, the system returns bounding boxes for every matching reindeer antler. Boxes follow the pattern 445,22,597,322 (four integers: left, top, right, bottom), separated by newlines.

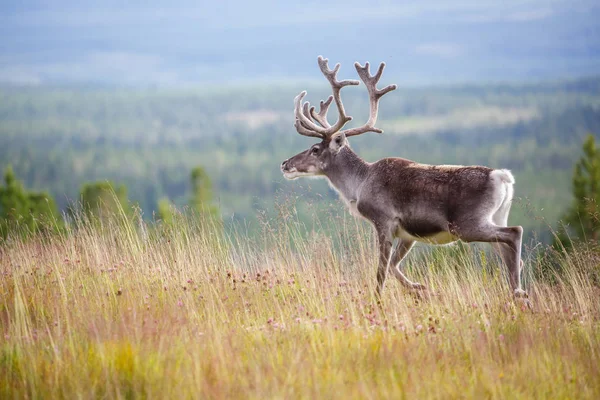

310,96,333,128
342,62,397,137
293,56,396,139
294,56,358,138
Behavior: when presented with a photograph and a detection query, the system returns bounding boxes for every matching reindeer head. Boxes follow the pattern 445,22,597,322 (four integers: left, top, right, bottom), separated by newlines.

281,56,396,180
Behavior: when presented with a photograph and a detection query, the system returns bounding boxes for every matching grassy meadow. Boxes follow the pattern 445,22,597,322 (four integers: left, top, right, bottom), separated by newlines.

1,207,599,399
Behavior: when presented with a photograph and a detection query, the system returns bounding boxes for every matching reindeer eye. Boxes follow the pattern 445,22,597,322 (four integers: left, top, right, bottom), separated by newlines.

311,147,319,155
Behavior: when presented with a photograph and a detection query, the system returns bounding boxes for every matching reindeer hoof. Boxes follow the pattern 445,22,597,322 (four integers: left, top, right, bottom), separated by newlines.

517,297,533,311
514,289,533,311
514,289,528,299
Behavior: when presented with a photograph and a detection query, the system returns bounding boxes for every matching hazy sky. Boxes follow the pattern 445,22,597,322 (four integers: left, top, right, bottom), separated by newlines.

1,0,598,85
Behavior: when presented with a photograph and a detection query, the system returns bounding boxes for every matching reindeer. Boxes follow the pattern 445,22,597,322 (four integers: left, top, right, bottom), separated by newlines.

280,56,528,301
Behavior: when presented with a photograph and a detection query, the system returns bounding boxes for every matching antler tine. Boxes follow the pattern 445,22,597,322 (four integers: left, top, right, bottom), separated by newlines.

317,57,360,90
294,91,328,135
294,119,324,138
301,101,313,123
302,101,327,129
310,95,333,128
341,61,397,137
294,91,324,138
316,56,359,136
300,94,333,129
293,57,359,138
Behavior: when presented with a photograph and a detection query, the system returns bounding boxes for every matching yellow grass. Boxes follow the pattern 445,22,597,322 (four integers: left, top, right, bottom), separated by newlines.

1,210,599,399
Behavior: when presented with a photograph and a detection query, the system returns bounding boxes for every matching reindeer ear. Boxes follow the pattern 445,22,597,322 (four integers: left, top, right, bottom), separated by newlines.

329,132,347,153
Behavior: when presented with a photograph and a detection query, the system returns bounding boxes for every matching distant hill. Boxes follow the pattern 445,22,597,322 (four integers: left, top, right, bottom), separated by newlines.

1,75,599,242
0,1,599,86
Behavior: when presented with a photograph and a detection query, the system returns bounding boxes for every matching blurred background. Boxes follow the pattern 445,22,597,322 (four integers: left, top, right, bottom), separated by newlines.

1,0,599,242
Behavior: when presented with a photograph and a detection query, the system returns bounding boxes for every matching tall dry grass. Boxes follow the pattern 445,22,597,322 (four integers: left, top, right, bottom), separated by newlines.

1,207,599,399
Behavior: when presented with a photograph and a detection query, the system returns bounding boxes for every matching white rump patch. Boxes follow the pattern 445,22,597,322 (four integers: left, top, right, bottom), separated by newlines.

490,169,515,184
488,168,516,226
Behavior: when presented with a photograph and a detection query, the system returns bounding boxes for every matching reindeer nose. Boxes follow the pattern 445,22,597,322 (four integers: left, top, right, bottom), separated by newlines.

281,159,289,171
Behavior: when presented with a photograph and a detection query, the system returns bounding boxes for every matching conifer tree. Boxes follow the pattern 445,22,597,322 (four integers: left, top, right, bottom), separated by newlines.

562,134,600,243
189,167,218,217
0,167,29,226
157,198,174,224
0,166,61,237
77,181,130,220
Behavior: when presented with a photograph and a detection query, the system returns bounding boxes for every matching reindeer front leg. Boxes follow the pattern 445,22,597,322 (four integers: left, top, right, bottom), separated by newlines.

375,236,425,304
375,230,393,302
389,239,425,290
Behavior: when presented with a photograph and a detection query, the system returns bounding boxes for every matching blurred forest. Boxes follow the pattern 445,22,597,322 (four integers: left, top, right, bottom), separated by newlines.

1,76,600,242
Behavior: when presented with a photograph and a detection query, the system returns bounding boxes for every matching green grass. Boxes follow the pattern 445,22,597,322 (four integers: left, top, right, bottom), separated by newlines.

1,211,599,398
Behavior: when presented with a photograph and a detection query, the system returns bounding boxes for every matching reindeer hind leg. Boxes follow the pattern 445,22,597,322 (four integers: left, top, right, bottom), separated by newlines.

490,181,526,297
455,221,525,296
